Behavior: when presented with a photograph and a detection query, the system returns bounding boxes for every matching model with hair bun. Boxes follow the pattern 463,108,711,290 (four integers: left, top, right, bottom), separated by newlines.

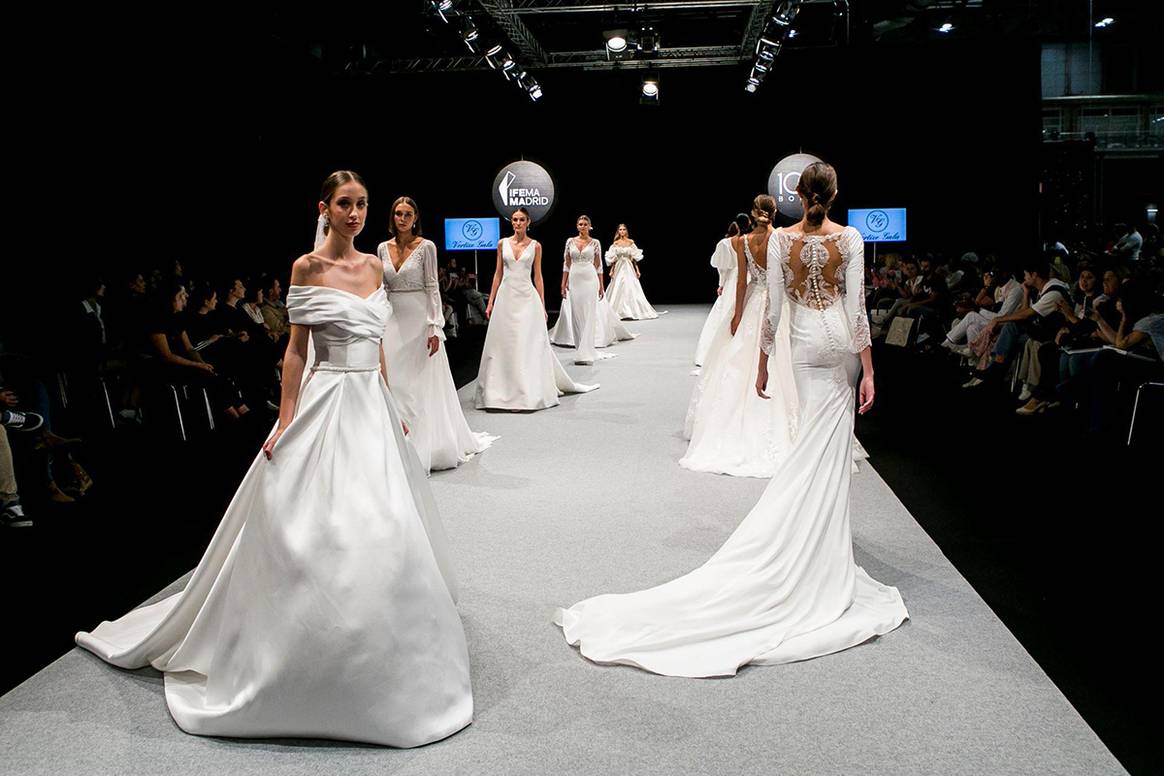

76,171,473,746
680,196,798,478
556,162,908,678
606,223,664,320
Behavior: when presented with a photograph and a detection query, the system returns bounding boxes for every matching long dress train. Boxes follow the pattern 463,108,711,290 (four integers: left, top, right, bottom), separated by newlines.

555,226,907,677
77,285,473,745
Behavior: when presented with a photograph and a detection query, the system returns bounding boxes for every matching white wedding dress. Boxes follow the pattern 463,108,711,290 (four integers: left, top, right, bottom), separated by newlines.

555,226,908,677
76,285,473,745
378,238,496,472
475,239,598,410
550,242,636,353
694,237,744,367
680,234,798,478
557,237,618,365
606,243,664,320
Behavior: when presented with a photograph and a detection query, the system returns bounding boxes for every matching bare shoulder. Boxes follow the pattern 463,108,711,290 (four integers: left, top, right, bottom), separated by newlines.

363,251,384,277
290,253,322,285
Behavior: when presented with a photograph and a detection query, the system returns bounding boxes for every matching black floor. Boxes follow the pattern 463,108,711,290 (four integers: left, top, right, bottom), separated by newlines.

0,325,1157,775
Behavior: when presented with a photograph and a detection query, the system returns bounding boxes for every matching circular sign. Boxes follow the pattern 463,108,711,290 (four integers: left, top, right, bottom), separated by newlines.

766,153,823,220
461,220,484,241
492,160,556,225
865,209,890,233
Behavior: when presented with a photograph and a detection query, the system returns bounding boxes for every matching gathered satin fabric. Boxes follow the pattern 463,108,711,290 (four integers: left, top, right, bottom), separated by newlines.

555,228,907,677
475,239,598,410
378,239,497,472
75,285,473,747
605,245,662,320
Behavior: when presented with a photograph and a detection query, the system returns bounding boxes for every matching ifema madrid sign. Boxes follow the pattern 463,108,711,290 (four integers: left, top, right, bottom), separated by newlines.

492,160,556,225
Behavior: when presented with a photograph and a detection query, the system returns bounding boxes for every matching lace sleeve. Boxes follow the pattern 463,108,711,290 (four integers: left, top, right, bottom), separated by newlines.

563,238,572,270
761,230,785,355
593,240,602,270
842,227,871,352
423,241,446,341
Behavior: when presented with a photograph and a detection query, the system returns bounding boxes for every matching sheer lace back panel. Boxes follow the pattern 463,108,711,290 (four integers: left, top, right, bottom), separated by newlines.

765,226,870,354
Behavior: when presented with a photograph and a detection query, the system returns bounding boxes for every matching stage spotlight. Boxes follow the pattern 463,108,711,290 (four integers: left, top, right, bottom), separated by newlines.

637,26,659,54
604,29,630,61
772,1,801,27
461,17,480,50
938,22,954,33
1094,17,1115,28
640,73,660,105
529,83,543,101
788,29,799,39
429,0,455,23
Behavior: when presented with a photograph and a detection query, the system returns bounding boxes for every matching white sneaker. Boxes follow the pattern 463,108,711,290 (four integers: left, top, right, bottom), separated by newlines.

940,339,958,350
1017,385,1032,402
962,376,984,388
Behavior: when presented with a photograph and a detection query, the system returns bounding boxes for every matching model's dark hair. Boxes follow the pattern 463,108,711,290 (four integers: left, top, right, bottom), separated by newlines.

388,195,422,239
796,162,838,227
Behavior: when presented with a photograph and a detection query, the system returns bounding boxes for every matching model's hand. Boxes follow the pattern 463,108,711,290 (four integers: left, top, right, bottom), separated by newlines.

717,286,724,296
262,424,287,460
730,313,742,336
598,287,604,300
543,308,549,322
635,268,641,279
427,335,440,357
402,419,410,436
858,374,875,414
755,363,770,399
560,285,568,299
485,303,493,320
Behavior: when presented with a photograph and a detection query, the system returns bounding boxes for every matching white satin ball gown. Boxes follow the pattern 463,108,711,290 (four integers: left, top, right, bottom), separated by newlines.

555,226,908,678
694,237,744,367
475,238,598,410
378,238,497,472
606,243,664,320
680,236,798,478
556,237,618,365
76,284,473,746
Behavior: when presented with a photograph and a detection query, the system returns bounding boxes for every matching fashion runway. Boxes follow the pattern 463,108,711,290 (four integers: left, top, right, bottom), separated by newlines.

0,307,1124,774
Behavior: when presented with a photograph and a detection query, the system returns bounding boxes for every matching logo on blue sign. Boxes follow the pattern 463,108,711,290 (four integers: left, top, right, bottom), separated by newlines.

866,210,889,233
462,220,483,241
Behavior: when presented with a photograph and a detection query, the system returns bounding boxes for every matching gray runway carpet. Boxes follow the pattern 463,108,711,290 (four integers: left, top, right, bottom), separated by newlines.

0,307,1124,775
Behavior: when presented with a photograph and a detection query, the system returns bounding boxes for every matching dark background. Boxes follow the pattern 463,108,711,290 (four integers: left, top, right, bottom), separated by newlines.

2,7,1160,774
14,16,1039,315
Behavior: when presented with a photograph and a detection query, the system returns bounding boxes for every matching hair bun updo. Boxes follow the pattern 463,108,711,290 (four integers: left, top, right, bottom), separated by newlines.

796,162,837,227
